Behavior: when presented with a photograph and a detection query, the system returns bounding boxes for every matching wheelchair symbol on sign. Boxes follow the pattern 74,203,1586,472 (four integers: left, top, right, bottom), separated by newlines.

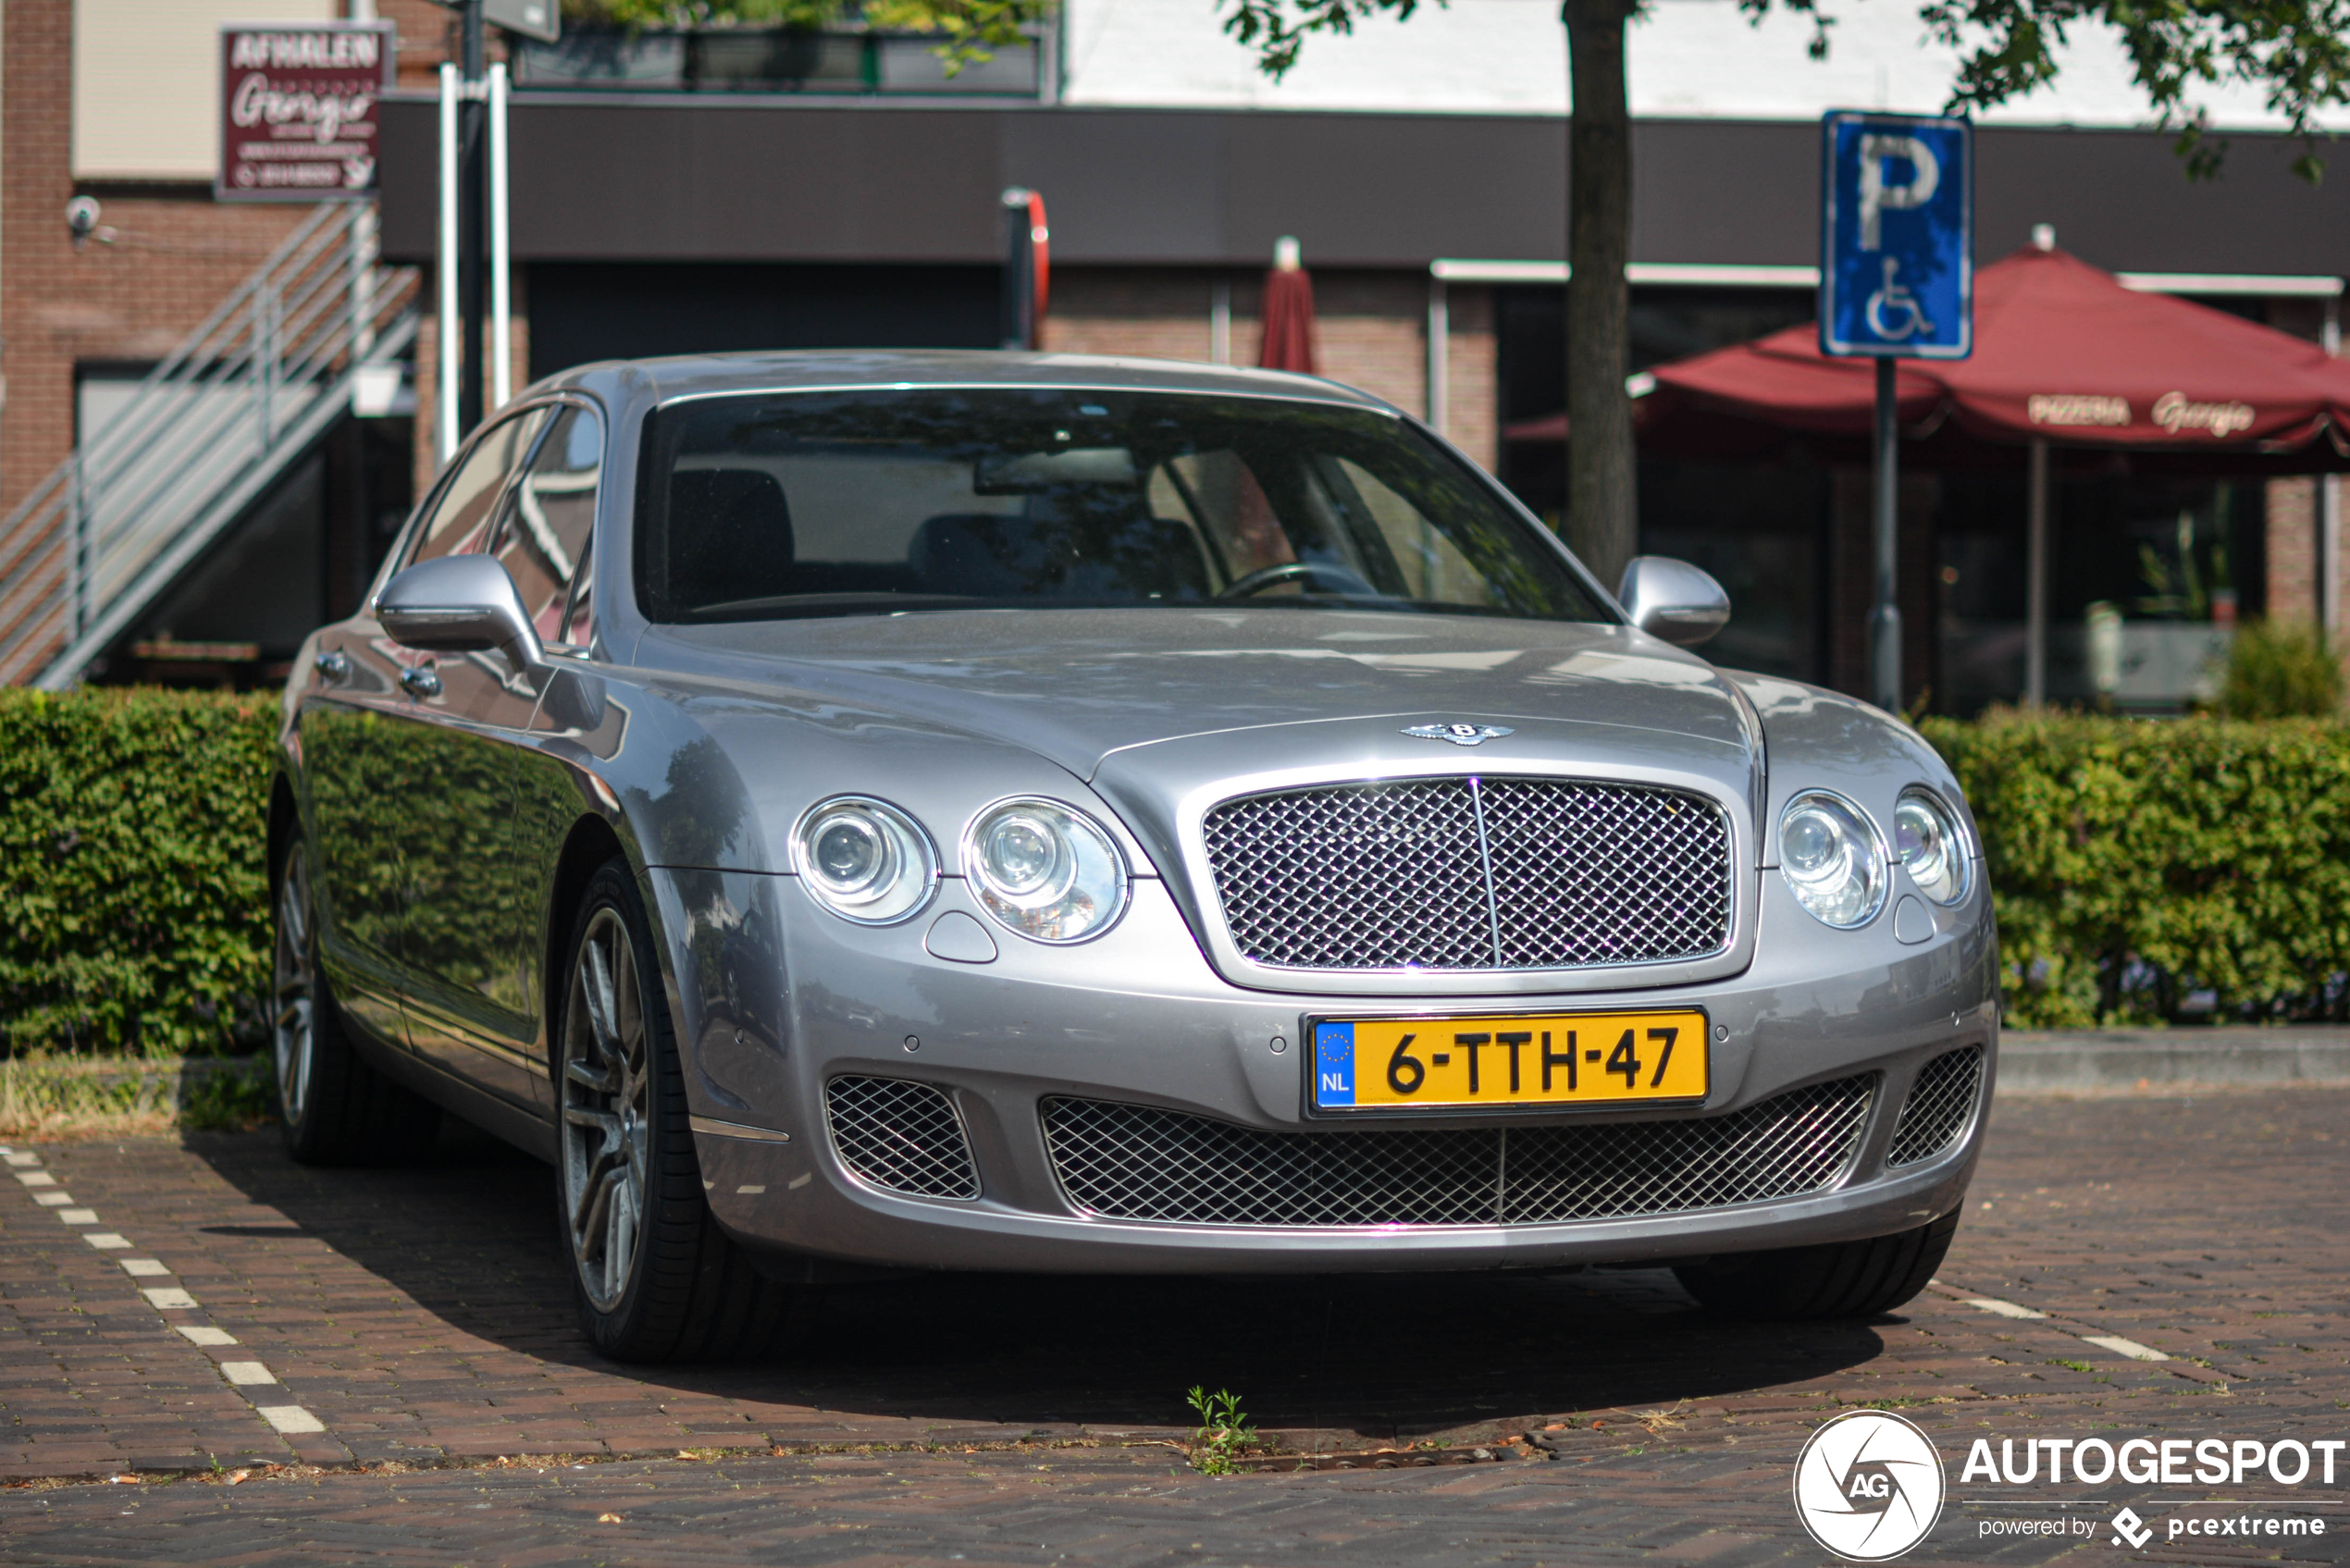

1864,256,1933,341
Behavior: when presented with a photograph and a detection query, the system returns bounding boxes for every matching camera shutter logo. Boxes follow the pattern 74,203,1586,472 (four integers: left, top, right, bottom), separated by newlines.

1793,1410,1946,1561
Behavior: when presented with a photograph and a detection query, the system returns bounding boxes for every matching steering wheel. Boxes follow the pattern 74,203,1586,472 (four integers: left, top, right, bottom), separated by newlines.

1216,561,1378,599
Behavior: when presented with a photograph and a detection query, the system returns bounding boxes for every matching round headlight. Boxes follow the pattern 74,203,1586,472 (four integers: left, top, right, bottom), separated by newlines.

1778,791,1888,929
963,797,1127,944
1894,788,1970,907
792,796,937,925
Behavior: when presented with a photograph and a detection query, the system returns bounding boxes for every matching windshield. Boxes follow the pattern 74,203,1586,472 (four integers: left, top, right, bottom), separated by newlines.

631,389,1613,625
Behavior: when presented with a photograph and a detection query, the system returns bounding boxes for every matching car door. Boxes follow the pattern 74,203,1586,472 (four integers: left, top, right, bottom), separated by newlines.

303,409,542,1054
399,401,606,1113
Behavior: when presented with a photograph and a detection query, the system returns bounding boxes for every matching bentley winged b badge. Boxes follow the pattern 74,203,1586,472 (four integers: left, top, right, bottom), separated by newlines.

1402,722,1515,747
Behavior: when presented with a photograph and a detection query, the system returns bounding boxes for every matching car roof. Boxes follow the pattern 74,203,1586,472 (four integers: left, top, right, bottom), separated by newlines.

538,348,1402,414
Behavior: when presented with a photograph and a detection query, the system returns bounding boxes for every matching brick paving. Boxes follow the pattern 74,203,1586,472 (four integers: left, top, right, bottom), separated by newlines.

1,1087,2345,1563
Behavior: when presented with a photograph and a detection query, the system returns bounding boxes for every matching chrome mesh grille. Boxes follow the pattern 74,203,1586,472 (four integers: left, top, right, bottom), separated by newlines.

1202,776,1733,971
1040,1076,1874,1228
1887,1046,1985,1166
824,1076,980,1200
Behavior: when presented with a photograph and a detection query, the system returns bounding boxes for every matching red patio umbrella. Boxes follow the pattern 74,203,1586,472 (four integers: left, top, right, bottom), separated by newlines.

1634,243,2350,466
1622,241,2350,701
1258,236,1317,375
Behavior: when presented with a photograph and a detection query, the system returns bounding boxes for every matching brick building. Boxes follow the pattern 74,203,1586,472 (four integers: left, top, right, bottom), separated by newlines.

5,0,2349,708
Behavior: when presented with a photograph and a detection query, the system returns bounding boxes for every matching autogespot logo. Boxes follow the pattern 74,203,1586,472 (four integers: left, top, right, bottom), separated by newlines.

1794,1411,1947,1561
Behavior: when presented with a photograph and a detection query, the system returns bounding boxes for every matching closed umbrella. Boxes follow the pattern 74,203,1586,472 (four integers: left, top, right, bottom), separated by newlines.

1258,236,1317,375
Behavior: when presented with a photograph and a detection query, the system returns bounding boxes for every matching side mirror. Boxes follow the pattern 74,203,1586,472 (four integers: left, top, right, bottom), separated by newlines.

377,554,543,663
1616,555,1731,648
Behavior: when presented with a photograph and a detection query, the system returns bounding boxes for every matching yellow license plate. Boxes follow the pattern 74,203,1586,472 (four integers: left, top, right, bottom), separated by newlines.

1309,1010,1710,1113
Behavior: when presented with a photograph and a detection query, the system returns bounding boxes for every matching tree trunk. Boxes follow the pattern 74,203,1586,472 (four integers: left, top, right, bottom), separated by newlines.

1564,0,1638,591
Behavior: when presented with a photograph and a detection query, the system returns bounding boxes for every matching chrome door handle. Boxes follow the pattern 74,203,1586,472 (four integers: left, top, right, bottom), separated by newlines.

398,665,441,699
313,649,351,683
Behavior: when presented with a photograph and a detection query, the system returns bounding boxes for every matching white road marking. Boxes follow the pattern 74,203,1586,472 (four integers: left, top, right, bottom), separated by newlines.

736,1184,766,1195
2079,1333,2171,1362
16,1151,337,1453
256,1405,325,1435
787,1173,812,1191
1966,1297,2050,1319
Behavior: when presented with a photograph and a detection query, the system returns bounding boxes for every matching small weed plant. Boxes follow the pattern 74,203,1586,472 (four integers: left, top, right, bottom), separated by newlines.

1186,1386,1257,1475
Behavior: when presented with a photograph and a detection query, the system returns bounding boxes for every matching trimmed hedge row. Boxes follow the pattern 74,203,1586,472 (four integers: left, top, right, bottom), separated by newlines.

1922,712,2350,1028
1,689,277,1056
6,690,2350,1051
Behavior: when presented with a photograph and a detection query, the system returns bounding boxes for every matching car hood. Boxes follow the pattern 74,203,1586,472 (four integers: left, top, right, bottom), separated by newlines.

643,608,1758,782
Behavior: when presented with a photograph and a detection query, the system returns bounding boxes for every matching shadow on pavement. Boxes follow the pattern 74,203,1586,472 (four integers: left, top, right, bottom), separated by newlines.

186,1123,1884,1441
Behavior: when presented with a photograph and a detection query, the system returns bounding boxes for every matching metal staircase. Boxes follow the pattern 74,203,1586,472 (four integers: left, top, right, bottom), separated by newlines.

0,202,422,688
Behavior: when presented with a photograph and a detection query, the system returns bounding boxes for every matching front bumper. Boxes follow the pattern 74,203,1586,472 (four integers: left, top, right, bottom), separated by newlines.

655,865,1998,1275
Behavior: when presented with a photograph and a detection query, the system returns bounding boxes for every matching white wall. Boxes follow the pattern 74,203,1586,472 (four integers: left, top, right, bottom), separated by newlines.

72,0,337,180
1062,0,2344,131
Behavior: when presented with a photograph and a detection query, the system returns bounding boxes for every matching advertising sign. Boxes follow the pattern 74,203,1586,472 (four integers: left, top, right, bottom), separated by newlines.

1820,112,1973,359
216,21,395,203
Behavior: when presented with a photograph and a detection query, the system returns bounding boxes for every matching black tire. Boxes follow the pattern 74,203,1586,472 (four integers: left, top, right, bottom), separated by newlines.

1674,1207,1960,1322
554,858,790,1363
273,836,440,1165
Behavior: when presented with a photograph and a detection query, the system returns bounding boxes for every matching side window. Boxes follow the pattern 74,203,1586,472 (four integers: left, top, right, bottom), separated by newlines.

491,403,603,647
1163,451,1292,581
406,409,547,567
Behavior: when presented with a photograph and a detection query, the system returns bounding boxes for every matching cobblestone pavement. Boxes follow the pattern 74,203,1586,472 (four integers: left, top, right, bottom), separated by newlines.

2,1087,2344,1564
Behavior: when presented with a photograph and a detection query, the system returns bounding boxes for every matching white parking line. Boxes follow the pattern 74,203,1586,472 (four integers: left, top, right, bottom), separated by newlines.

13,1147,335,1454
2079,1333,2171,1362
256,1405,326,1435
1966,1297,2050,1319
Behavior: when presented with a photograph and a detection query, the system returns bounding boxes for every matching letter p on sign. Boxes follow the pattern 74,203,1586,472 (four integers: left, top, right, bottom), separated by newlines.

1857,136,1939,250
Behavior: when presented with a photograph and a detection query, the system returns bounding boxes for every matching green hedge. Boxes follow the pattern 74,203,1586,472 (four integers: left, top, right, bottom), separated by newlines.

1922,712,2350,1028
6,689,2349,1051
0,689,276,1056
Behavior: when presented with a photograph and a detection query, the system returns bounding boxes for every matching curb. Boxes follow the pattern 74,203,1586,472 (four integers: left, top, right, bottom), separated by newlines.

1998,1028,2350,1093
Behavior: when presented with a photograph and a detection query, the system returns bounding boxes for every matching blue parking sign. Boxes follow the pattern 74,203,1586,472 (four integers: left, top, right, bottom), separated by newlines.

1820,113,1972,359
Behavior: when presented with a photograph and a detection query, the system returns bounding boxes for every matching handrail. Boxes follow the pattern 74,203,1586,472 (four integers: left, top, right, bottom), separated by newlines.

0,201,422,687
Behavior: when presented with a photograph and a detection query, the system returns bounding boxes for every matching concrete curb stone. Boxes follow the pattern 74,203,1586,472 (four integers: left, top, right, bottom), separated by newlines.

1999,1024,2350,1092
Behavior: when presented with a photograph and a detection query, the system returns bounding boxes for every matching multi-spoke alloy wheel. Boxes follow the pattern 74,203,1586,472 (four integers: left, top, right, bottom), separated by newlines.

561,907,651,1312
271,828,435,1165
273,842,317,1126
553,859,791,1362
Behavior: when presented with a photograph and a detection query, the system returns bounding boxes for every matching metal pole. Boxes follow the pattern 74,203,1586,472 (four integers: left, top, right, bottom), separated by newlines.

458,0,487,437
2324,295,2342,636
1869,356,1901,711
2026,437,2050,707
1209,280,1231,364
436,64,460,463
1426,277,1449,438
489,61,512,411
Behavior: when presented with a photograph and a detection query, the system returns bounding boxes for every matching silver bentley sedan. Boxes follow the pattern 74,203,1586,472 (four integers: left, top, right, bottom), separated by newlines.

272,350,1996,1362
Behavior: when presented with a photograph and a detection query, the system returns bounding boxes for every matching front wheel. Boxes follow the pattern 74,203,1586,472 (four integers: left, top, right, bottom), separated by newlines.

1673,1208,1960,1321
556,858,790,1362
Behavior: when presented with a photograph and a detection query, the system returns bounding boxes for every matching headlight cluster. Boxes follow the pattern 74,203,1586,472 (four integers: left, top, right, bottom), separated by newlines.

1777,786,1971,929
792,794,1129,945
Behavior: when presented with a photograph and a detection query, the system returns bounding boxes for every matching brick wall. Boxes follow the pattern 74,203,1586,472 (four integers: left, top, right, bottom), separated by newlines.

2267,476,2318,623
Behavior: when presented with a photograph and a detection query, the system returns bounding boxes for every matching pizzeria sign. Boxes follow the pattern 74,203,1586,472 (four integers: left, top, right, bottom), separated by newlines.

217,21,394,202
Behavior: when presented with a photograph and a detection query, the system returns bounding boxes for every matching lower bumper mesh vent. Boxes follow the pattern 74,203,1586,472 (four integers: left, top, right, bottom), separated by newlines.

825,1076,980,1200
1887,1046,1985,1166
1040,1076,1874,1228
